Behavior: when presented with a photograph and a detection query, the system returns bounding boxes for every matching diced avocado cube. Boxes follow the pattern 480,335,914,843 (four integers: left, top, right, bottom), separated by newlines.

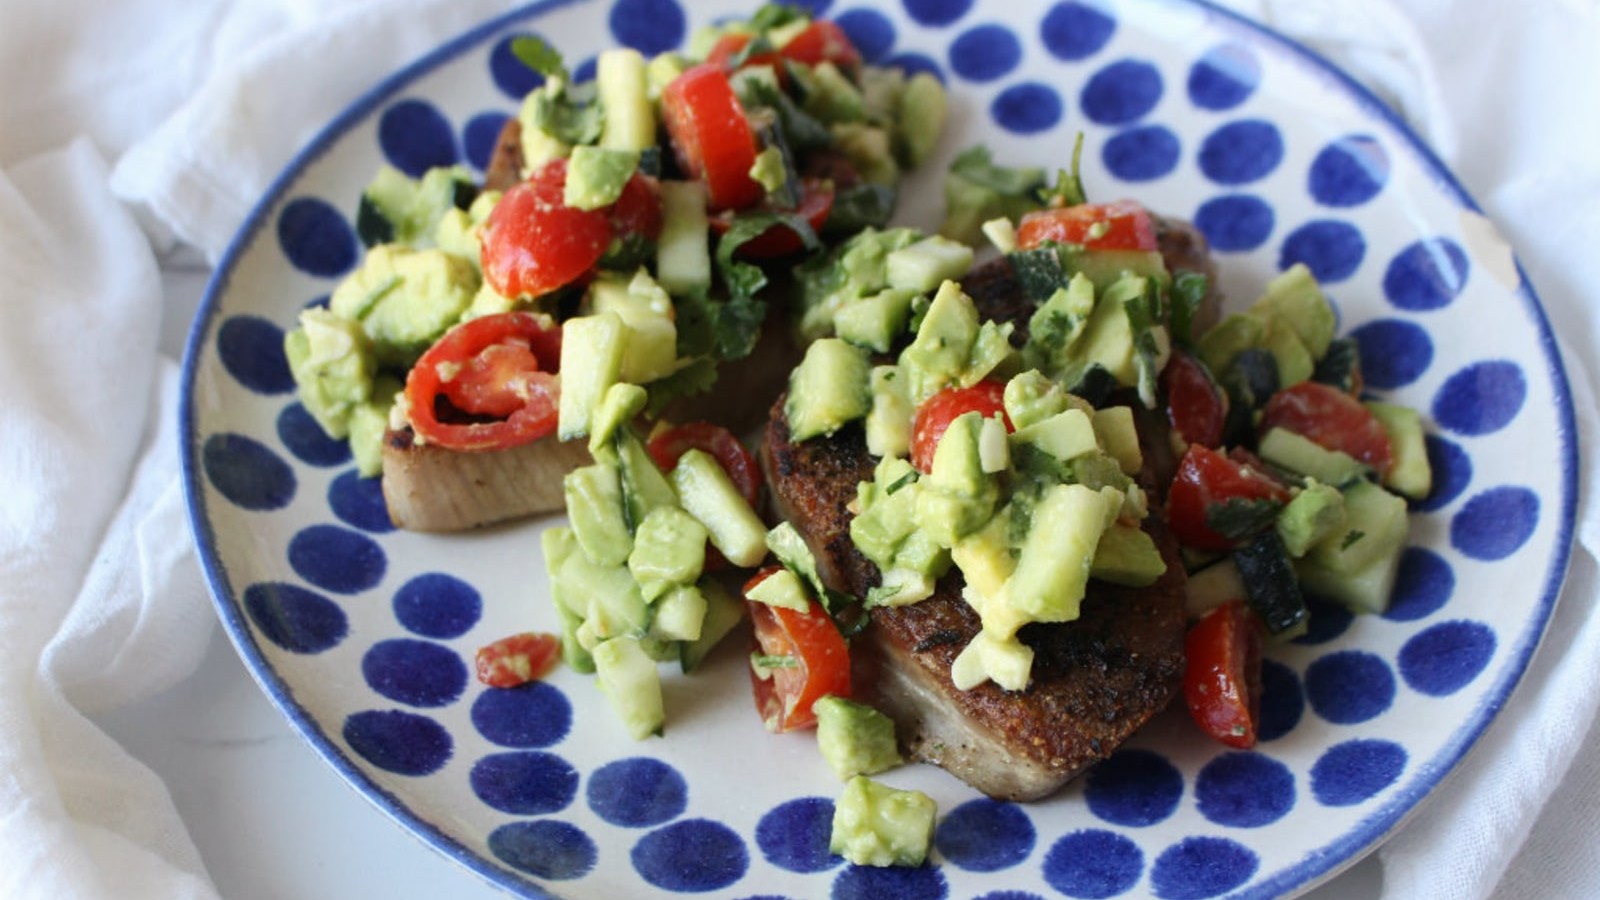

628,506,707,602
1007,483,1115,623
1303,480,1409,577
1091,406,1143,476
1009,407,1097,463
564,145,639,210
588,271,678,384
1252,309,1316,387
1071,280,1141,386
836,288,916,353
886,236,975,294
950,629,1035,692
829,776,937,868
557,312,627,440
356,164,476,248
597,48,655,152
593,637,664,740
865,365,912,459
348,376,401,477
798,61,867,124
1024,272,1097,374
564,464,634,567
1258,427,1370,487
1252,263,1336,360
1276,480,1348,557
1091,524,1166,587
981,217,1017,254
646,51,689,98
672,449,768,568
648,583,707,643
748,145,788,194
656,180,712,296
616,430,678,527
680,577,746,673
580,564,651,644
926,411,996,498
1367,401,1433,500
330,244,480,367
1297,541,1404,616
830,122,898,186
1060,247,1170,293
746,567,812,613
816,697,903,780
950,510,1016,602
966,318,1019,387
900,281,980,403
1002,370,1072,430
543,528,596,673
858,64,906,124
894,71,947,168
588,382,648,463
284,307,376,440
786,338,873,441
1196,313,1266,376
851,463,921,569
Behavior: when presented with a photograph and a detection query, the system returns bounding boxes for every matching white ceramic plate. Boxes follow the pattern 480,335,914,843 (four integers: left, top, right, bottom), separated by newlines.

181,1,1578,897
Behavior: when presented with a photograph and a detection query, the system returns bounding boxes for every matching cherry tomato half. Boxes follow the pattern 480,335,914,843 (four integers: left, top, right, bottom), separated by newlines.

705,32,783,78
475,632,561,688
662,64,764,211
778,20,862,71
910,379,1011,474
480,158,613,299
405,312,561,452
709,178,834,259
744,566,852,732
1016,199,1159,252
1183,599,1263,749
607,170,664,246
1166,444,1291,552
1162,352,1228,449
1261,381,1393,477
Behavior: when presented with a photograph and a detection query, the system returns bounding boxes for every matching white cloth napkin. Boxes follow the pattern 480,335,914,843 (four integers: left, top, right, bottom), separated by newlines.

2,0,1596,898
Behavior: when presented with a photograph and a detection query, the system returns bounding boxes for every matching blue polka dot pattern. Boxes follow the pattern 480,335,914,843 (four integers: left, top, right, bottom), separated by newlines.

394,572,482,639
1150,837,1258,900
217,316,294,394
1279,219,1366,283
1311,739,1407,807
1040,2,1116,62
1085,748,1184,827
587,757,688,827
287,524,386,594
343,709,451,776
1293,596,1354,646
328,470,395,533
204,434,296,511
1383,239,1470,310
489,34,545,100
991,83,1063,134
1103,125,1180,181
836,9,896,63
904,0,973,26
1195,752,1296,828
1433,360,1526,436
1305,651,1396,725
471,682,571,748
571,56,598,85
1197,119,1282,185
1452,486,1539,561
1081,59,1163,125
1350,318,1433,389
949,25,1021,82
1400,620,1497,696
756,797,841,873
936,798,1034,872
607,0,685,56
464,111,511,171
1258,658,1305,742
1187,44,1260,111
1309,135,1389,207
1384,548,1455,621
887,52,944,82
378,99,459,177
832,864,949,900
488,820,596,880
243,581,348,654
976,893,1047,900
1419,434,1473,511
362,639,467,707
469,751,578,814
277,197,356,278
277,403,351,467
1042,829,1143,899
632,819,748,892
1194,194,1274,252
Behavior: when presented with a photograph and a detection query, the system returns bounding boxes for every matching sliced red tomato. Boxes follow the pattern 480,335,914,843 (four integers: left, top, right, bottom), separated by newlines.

662,64,764,211
910,379,1011,474
778,20,862,70
1183,599,1263,749
1166,444,1291,552
405,312,561,452
709,178,834,259
1016,199,1159,252
608,171,664,245
647,421,763,510
480,158,613,298
705,32,782,76
1261,381,1393,477
1162,352,1228,448
744,567,851,732
475,631,562,688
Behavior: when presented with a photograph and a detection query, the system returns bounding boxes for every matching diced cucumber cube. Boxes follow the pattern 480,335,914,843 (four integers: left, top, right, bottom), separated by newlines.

564,463,633,567
649,583,707,643
1367,400,1433,500
628,506,707,602
593,637,664,739
746,567,812,613
885,236,974,294
680,577,746,673
672,449,768,567
558,312,626,440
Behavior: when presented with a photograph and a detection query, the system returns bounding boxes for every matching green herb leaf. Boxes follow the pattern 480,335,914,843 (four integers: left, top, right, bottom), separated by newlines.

644,358,719,417
716,210,820,305
511,35,567,80
1341,529,1367,551
822,183,897,235
529,82,603,145
1170,270,1208,348
950,145,1047,196
1205,497,1286,542
1038,132,1088,207
749,2,810,31
885,470,918,495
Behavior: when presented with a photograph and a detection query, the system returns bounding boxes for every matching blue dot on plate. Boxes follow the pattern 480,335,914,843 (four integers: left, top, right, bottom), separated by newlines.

1187,43,1260,111
489,820,596,880
489,33,546,100
1311,739,1407,806
757,797,841,873
1400,620,1497,696
905,0,972,26
1197,119,1283,185
394,572,482,639
1258,658,1304,741
887,52,944,82
832,864,948,900
1452,486,1539,561
632,819,748,892
362,638,467,708
608,0,685,55
378,99,459,177
1084,748,1183,827
1292,596,1354,646
1040,2,1116,61
1103,125,1180,181
1350,318,1433,389
1150,837,1258,900
277,197,356,278
836,8,896,63
217,315,294,394
1383,238,1470,310
203,433,296,511
949,24,1022,83
1384,548,1455,621
588,757,688,828
976,894,1047,900
343,709,451,776
1418,434,1473,512
1195,752,1295,828
471,681,572,748
243,581,347,654
464,111,511,171
571,56,598,85
1279,219,1366,284
992,83,1063,135
328,469,395,533
287,524,385,594
1309,135,1389,207
470,751,578,815
1042,829,1142,899
936,798,1034,872
1305,650,1396,725
277,403,352,467
1193,194,1273,252
1432,360,1526,436
1080,59,1163,125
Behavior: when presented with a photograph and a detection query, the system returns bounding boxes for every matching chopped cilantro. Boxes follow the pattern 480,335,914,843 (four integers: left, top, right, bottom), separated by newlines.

1204,496,1286,542
511,35,567,80
1341,529,1367,551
